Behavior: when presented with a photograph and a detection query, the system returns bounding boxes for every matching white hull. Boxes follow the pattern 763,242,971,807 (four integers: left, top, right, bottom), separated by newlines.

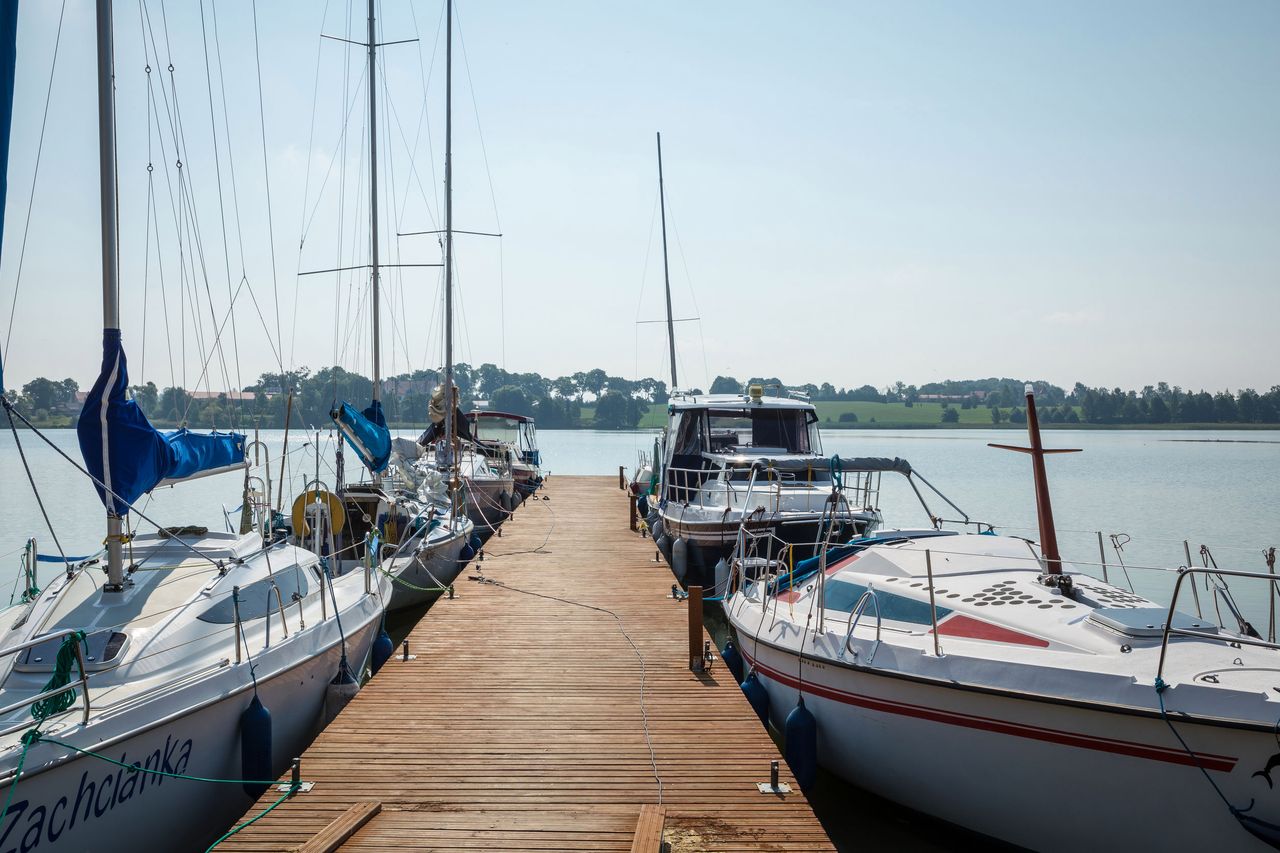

0,592,381,853
739,635,1279,852
383,520,473,612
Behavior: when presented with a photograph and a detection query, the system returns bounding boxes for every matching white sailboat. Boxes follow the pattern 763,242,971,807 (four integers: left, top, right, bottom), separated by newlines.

726,387,1280,851
406,0,515,541
0,4,388,850
321,0,473,612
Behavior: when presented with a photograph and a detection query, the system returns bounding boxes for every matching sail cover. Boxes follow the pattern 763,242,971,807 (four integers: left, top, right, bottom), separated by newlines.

77,330,247,514
0,0,18,395
331,399,391,474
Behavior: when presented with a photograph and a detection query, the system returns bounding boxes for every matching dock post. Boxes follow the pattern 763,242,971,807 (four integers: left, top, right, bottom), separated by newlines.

619,465,627,490
688,585,704,672
629,493,639,532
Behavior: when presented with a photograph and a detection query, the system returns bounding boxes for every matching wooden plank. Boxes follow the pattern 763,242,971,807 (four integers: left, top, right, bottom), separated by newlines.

630,804,666,853
294,802,382,853
222,476,833,852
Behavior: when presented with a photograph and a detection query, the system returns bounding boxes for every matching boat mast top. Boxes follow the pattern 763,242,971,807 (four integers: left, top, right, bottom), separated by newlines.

656,132,677,391
442,0,455,460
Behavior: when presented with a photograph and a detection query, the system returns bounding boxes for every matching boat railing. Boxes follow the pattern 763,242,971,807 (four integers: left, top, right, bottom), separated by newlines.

663,460,878,516
1156,566,1280,686
263,584,290,648
0,629,92,735
842,589,883,664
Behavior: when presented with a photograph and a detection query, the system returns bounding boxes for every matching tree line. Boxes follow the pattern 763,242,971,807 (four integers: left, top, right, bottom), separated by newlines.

6,371,1280,430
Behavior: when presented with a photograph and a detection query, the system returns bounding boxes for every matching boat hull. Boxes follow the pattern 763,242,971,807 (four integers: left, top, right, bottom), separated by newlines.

0,592,381,853
383,522,473,612
464,479,513,535
738,639,1280,852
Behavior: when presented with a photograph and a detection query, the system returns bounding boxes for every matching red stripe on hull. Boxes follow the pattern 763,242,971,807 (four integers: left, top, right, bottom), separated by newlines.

741,649,1237,773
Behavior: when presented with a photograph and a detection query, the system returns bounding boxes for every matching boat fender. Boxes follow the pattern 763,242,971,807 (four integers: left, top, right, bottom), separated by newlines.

721,640,745,684
371,626,394,675
741,670,770,725
655,535,673,567
460,541,476,562
672,538,689,584
324,658,361,725
239,694,272,799
470,533,484,552
650,517,664,543
784,696,819,793
714,559,730,598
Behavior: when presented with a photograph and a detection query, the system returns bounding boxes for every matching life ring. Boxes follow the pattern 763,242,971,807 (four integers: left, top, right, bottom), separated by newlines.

291,489,347,538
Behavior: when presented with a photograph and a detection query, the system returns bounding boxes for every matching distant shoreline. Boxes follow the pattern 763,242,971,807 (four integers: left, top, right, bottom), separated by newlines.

6,420,1280,435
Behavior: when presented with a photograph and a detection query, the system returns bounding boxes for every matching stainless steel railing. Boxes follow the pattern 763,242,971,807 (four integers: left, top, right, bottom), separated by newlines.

0,629,91,736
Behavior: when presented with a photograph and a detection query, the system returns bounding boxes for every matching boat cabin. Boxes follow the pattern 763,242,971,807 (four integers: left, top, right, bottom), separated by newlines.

466,410,540,468
662,392,824,501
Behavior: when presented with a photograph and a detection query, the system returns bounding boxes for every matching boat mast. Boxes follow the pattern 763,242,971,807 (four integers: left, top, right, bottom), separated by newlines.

442,0,455,472
96,0,124,591
989,386,1081,577
656,132,677,391
367,0,382,485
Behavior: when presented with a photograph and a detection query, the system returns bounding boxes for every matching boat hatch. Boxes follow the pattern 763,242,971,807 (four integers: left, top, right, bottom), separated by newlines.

1088,607,1218,639
15,629,128,673
198,571,310,624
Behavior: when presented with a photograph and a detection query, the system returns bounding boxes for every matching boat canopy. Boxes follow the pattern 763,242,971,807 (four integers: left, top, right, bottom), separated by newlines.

77,330,247,514
332,399,392,474
467,410,532,423
832,456,913,475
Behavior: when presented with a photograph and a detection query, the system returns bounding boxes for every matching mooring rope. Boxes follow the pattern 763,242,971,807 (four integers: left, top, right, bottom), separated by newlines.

473,576,663,805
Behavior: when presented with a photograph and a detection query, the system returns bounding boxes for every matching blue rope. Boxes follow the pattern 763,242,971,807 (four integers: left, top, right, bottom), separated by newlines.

1154,678,1248,816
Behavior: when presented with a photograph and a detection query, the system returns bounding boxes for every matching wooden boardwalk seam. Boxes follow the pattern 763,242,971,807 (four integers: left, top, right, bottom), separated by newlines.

222,475,834,852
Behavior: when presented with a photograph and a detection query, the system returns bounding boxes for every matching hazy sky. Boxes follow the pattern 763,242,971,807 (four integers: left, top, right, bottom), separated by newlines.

1,0,1277,398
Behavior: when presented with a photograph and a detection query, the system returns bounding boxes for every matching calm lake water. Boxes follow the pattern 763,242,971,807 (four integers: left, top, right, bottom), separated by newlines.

1,426,1277,849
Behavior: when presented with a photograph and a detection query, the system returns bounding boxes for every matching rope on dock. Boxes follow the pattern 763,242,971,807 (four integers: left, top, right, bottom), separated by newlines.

473,575,663,804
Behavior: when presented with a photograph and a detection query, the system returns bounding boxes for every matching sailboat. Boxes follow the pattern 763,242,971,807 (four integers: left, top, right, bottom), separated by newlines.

641,134,875,591
0,4,387,850
726,387,1280,851
321,0,474,612
405,0,516,541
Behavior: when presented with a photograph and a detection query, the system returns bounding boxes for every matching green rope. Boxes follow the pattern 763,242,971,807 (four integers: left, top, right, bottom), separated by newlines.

378,561,451,594
204,782,298,852
31,631,85,721
34,734,303,787
0,730,41,826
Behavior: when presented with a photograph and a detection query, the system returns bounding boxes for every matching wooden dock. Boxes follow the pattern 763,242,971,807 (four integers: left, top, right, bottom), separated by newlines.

222,475,834,852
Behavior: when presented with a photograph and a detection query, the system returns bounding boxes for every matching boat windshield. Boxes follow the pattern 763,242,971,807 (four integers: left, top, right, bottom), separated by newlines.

674,407,822,456
472,417,521,445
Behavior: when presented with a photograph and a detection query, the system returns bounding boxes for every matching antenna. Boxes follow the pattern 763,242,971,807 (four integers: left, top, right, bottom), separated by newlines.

989,385,1080,576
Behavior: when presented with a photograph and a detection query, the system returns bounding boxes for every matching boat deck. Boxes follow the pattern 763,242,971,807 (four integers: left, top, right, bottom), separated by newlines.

220,475,833,852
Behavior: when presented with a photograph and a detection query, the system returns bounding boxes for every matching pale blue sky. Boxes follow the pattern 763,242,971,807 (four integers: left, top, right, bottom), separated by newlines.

1,0,1277,397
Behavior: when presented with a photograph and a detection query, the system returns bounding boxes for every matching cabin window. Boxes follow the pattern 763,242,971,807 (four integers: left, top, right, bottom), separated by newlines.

822,578,951,625
700,408,818,454
16,629,128,672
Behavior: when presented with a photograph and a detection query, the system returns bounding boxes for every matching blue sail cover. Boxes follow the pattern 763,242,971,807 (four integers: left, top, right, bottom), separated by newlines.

77,330,246,514
0,0,19,395
332,399,391,474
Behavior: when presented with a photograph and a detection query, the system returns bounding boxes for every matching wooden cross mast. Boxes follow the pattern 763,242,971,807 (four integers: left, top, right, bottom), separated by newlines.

989,385,1081,575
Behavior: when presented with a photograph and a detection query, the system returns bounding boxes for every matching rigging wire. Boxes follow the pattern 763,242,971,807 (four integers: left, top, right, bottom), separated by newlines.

2,0,68,369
